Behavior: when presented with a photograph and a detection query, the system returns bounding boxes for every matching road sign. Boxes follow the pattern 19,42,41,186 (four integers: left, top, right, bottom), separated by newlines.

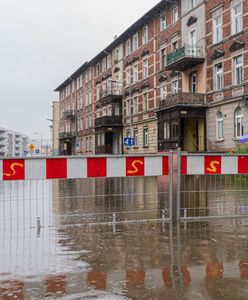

124,137,134,147
29,143,35,151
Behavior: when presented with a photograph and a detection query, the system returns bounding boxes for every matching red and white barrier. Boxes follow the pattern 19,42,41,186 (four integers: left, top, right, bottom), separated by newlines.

181,155,248,175
0,155,169,181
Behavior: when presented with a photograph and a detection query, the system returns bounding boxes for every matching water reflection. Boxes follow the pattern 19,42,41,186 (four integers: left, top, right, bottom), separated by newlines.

0,177,247,299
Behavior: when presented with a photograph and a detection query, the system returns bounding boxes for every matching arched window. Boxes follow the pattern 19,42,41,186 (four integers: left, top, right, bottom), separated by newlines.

216,111,224,140
235,107,243,138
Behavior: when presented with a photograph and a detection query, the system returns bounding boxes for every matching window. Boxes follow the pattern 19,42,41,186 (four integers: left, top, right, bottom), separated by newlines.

164,122,170,139
133,96,138,114
172,6,178,23
160,85,167,100
133,33,138,51
97,64,100,76
215,64,223,91
115,47,119,61
113,103,120,116
126,39,131,56
143,25,148,44
235,108,243,138
213,15,222,43
188,0,196,10
86,138,89,152
86,116,89,129
126,69,131,85
216,111,224,140
133,129,138,146
172,41,178,51
143,59,148,79
161,49,166,69
126,99,131,116
160,15,166,31
89,137,92,152
234,55,243,85
143,92,148,111
172,80,179,94
107,55,111,69
133,65,138,82
189,73,197,93
143,128,149,147
171,121,179,138
232,3,242,34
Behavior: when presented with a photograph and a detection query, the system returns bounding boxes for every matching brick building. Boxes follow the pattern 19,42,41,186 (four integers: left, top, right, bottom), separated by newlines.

206,0,248,151
55,0,248,155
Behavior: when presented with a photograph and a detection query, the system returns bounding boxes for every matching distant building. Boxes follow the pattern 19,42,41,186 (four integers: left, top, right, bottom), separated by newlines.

0,127,28,157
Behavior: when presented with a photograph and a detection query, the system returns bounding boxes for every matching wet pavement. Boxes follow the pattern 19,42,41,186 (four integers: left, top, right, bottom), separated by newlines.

0,177,248,299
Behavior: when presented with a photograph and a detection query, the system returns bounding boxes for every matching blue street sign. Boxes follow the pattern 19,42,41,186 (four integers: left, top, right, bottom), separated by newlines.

124,137,134,146
124,137,129,146
129,138,134,146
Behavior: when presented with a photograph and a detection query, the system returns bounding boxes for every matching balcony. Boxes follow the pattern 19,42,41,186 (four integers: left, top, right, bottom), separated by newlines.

97,82,123,107
63,110,76,119
160,92,206,110
166,45,205,71
95,116,122,128
59,131,76,139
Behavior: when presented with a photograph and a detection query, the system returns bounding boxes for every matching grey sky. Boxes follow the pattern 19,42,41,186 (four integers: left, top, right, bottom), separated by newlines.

0,0,159,141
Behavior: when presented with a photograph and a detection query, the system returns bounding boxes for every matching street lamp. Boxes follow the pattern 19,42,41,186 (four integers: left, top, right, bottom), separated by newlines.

33,132,42,156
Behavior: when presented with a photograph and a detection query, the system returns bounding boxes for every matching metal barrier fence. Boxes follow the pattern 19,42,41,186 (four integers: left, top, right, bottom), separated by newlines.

177,152,248,221
0,154,173,232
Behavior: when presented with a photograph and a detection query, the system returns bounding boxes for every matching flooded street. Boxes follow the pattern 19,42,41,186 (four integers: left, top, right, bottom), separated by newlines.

0,177,248,299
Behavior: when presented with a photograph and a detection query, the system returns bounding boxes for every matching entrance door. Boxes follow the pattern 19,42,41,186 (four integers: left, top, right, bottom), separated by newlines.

112,132,120,154
182,119,197,152
105,132,113,154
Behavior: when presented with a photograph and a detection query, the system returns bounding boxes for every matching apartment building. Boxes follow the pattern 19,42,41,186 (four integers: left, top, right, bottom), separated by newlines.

206,0,248,151
157,0,207,152
122,0,181,154
0,127,28,157
55,0,248,155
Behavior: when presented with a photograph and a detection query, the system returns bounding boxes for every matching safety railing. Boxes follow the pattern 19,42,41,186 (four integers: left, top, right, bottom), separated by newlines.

177,151,248,221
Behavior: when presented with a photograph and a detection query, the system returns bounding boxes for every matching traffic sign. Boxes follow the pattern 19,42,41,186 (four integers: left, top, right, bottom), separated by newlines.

124,137,134,147
29,143,35,151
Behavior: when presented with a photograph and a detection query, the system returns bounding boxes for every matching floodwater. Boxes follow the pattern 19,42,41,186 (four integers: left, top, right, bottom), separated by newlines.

0,176,248,299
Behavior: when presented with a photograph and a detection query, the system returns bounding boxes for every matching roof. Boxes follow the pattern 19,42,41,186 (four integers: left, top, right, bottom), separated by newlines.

54,0,176,92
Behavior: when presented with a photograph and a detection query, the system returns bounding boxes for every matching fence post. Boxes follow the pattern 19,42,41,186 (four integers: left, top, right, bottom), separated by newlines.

177,148,181,221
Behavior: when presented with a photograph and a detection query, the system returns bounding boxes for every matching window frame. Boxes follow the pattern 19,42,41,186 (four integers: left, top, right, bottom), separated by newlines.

213,14,222,44
133,33,139,52
233,55,243,85
160,15,166,31
143,59,148,79
215,63,223,91
142,25,149,45
143,127,149,147
232,3,243,35
126,39,131,56
235,107,244,139
164,121,170,140
172,6,179,23
216,111,224,140
133,64,139,83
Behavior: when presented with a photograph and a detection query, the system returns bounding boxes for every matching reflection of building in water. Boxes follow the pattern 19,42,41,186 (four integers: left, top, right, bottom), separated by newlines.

53,176,170,223
181,175,248,220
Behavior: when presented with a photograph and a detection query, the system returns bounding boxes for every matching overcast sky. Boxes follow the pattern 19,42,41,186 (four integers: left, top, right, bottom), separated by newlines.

0,0,159,141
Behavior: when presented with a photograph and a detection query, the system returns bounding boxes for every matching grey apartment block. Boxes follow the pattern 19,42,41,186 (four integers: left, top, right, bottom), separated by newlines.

0,127,28,157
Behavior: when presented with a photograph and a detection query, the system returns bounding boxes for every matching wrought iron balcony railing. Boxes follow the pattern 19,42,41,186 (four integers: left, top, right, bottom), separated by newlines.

160,92,206,109
95,116,122,128
63,110,76,119
166,45,204,71
59,131,76,139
